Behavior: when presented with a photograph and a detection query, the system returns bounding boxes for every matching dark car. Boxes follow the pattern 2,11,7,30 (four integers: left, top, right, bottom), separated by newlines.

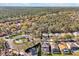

52,48,61,54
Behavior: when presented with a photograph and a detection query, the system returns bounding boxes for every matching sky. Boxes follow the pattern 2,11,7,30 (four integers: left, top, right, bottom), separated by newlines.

0,0,78,3
0,0,79,6
0,3,79,7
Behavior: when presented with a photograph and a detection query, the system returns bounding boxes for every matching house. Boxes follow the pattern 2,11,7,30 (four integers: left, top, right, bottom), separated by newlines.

54,33,60,37
41,42,49,53
67,42,79,53
49,33,54,37
42,33,49,37
49,39,54,45
51,43,61,54
71,47,79,53
58,42,69,54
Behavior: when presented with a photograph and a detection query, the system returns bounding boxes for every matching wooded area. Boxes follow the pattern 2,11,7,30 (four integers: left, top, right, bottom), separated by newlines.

0,7,79,35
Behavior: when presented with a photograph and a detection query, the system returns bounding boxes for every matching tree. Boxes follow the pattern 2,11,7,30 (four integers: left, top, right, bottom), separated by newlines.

37,43,41,56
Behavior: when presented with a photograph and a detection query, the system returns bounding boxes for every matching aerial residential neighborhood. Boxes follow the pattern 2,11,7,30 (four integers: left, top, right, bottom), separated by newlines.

0,5,79,56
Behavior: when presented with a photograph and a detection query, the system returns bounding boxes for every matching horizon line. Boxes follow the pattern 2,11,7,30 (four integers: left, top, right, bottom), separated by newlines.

0,3,79,7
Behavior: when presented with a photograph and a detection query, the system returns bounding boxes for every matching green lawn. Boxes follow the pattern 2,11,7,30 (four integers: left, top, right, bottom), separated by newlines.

9,32,22,39
47,53,73,56
47,54,64,56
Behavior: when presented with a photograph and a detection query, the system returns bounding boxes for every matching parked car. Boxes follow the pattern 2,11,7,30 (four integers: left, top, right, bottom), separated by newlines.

52,48,61,54
62,48,71,54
